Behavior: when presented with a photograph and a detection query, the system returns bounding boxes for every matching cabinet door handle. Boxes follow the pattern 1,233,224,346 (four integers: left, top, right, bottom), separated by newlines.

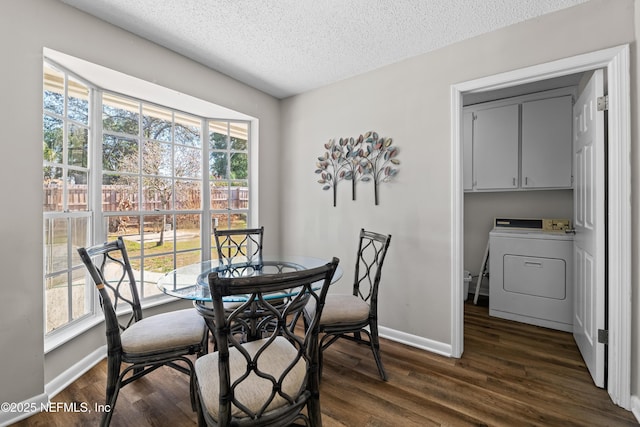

512,177,516,186
525,177,529,186
524,261,543,268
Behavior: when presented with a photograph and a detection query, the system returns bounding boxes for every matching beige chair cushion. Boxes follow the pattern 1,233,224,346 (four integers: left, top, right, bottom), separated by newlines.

121,308,205,355
195,336,306,420
307,294,370,326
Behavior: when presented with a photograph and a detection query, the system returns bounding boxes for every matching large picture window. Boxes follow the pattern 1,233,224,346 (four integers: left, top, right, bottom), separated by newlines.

43,59,252,336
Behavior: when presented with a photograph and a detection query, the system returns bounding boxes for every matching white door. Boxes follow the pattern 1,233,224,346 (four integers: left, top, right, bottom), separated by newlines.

573,69,605,387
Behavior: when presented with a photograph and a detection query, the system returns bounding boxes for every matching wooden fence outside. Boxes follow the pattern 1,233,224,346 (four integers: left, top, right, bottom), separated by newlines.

43,184,249,212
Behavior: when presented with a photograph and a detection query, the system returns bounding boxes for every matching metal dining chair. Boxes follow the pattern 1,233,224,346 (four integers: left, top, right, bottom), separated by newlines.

193,257,339,426
305,229,392,380
78,237,208,426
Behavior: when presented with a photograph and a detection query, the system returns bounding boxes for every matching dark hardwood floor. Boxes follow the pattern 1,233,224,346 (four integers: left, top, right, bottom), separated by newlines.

13,302,637,426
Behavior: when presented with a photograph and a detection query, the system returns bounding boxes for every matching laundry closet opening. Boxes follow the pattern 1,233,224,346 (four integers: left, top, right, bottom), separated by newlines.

463,72,585,308
453,44,631,410
460,64,617,391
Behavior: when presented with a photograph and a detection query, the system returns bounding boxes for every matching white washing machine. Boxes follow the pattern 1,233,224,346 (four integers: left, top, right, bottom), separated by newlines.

489,222,574,332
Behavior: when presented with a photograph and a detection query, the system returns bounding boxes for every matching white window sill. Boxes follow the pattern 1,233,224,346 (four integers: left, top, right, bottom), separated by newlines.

44,314,104,354
44,294,185,354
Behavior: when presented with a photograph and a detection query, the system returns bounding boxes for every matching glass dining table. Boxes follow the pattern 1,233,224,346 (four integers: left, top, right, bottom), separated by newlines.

156,255,343,302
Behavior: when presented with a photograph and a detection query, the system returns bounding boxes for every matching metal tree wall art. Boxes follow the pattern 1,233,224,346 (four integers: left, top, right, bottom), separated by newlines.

315,131,399,206
316,139,346,207
339,135,368,201
359,131,400,205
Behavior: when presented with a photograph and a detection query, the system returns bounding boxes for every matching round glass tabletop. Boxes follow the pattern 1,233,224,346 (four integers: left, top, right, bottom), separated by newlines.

157,255,343,302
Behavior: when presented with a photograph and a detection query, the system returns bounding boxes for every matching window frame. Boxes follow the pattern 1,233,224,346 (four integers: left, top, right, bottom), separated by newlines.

43,60,95,339
43,58,255,348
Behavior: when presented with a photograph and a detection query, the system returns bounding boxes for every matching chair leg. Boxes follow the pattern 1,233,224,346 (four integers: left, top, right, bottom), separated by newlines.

104,355,120,406
318,333,335,381
101,383,121,427
101,355,122,426
197,408,207,427
194,379,207,427
199,330,209,356
307,394,322,427
346,326,388,381
189,368,198,411
368,322,387,381
319,328,387,380
318,346,324,381
370,344,387,381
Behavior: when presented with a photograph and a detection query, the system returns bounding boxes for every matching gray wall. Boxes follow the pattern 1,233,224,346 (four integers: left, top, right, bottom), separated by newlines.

280,0,638,390
0,0,281,409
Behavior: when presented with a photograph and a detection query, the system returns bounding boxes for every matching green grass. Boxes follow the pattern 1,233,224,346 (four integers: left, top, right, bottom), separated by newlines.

107,219,248,272
120,234,204,272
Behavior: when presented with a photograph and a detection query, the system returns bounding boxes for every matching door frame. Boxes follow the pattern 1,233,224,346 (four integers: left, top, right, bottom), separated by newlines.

450,45,631,408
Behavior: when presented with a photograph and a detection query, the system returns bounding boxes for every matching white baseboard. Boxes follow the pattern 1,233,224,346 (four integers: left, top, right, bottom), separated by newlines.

45,345,106,397
379,326,452,357
630,395,640,423
0,393,49,427
0,346,106,427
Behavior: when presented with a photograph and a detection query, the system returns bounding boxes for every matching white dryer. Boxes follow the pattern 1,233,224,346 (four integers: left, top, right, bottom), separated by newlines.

489,222,574,332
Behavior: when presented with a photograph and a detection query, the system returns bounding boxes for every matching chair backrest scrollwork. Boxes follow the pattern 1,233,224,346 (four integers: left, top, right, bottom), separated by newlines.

213,226,264,269
353,229,392,308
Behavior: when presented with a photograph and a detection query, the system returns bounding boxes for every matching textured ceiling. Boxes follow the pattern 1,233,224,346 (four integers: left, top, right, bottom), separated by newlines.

60,0,588,99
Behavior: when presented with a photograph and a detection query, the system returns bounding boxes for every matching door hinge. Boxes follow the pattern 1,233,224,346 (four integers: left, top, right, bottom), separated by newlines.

597,95,609,111
598,329,609,345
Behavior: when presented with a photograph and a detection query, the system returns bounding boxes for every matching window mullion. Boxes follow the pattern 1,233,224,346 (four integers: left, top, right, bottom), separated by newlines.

66,218,74,324
63,74,73,324
202,120,211,261
247,120,254,228
84,88,101,322
226,122,232,228
62,74,69,212
91,89,103,242
138,102,144,260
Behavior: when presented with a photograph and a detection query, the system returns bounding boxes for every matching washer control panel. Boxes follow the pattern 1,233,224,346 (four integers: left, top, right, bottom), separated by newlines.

494,217,571,232
542,218,571,232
